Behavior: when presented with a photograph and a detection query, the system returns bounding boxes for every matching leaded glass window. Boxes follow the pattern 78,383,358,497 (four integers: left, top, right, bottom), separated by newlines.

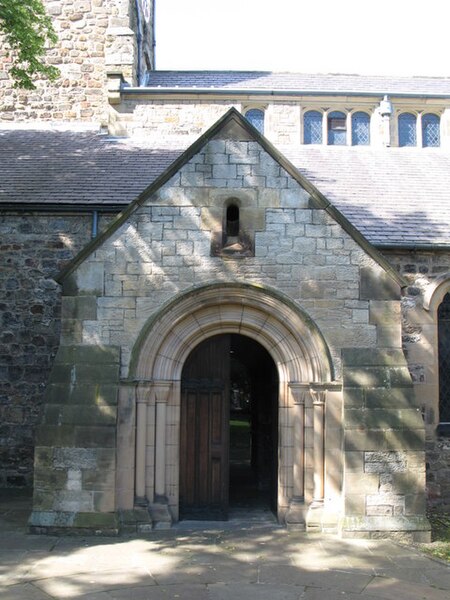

422,113,440,147
351,112,370,146
304,110,323,144
245,109,264,134
398,113,417,147
438,293,450,423
328,111,347,145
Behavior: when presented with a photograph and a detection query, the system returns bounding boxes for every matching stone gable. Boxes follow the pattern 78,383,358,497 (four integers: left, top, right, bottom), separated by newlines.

27,112,430,540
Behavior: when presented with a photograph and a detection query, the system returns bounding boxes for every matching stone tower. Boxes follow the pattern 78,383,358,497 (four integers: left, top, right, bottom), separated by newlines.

0,0,155,125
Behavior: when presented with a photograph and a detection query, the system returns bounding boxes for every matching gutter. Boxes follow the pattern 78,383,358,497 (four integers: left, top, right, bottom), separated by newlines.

0,204,125,213
122,87,450,100
376,243,450,251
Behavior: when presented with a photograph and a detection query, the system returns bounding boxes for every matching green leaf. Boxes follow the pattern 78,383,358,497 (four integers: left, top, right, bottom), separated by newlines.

0,0,59,89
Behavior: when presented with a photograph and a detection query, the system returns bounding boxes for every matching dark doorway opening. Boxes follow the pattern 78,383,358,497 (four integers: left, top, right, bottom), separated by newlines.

229,335,278,515
180,334,278,520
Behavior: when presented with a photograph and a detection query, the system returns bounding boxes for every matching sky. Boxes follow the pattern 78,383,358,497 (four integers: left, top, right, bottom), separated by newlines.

154,0,450,77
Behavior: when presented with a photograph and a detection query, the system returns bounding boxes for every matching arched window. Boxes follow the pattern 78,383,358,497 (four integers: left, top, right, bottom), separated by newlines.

398,113,417,147
422,113,440,147
304,110,323,144
327,111,347,145
351,112,370,146
226,204,240,237
438,293,450,426
245,109,264,134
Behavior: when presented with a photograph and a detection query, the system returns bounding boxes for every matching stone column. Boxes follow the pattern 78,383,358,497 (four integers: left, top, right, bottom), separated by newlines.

416,112,423,148
116,382,137,510
312,388,326,503
154,383,171,500
322,111,328,145
135,382,151,503
285,383,309,529
150,381,173,529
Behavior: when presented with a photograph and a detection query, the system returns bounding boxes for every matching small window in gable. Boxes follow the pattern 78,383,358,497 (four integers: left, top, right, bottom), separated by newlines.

226,204,240,237
422,113,440,147
328,111,347,145
245,109,264,134
351,112,370,146
398,112,417,147
210,199,253,257
304,110,323,144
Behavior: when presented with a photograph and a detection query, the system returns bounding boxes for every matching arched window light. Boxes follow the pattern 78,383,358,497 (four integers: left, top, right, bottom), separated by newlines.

327,111,347,145
438,292,450,426
304,110,323,144
245,109,264,134
398,113,417,147
422,113,440,147
351,112,370,146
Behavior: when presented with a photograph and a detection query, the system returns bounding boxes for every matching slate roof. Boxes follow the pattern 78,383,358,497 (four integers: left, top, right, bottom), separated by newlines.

282,145,450,246
1,127,450,247
143,71,450,96
0,128,181,208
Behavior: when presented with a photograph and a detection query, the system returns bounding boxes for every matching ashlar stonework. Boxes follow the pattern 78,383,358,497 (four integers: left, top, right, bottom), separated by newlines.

29,110,430,540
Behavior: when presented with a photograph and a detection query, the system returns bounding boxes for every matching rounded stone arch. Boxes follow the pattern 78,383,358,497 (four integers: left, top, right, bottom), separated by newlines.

130,282,334,384
423,274,450,430
423,273,450,312
125,282,336,525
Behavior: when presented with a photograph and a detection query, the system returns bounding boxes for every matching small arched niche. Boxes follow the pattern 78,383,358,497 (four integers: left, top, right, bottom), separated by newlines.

221,198,253,256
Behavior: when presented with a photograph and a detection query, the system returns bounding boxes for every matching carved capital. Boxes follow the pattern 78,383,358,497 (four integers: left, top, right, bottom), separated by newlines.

288,382,310,405
311,389,326,406
136,381,153,404
152,380,172,404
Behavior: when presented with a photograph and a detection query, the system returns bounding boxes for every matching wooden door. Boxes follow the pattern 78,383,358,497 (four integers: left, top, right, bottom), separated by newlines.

180,335,230,519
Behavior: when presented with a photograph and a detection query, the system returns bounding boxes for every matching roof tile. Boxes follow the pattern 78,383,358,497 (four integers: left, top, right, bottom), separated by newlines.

1,128,450,247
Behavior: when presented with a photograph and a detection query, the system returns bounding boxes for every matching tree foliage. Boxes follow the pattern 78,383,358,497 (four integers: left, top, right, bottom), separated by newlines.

0,0,59,89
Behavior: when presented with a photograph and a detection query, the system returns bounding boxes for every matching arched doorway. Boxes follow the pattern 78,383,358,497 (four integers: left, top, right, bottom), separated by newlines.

179,334,278,520
126,283,335,526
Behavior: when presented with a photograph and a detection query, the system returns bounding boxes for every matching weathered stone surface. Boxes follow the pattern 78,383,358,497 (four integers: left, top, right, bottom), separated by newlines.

0,0,154,123
61,296,98,320
0,213,116,487
360,267,401,300
342,348,407,367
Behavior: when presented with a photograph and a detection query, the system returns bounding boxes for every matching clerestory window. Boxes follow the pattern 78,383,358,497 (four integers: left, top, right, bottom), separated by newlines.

351,112,370,146
422,113,440,147
304,110,323,144
327,111,347,145
398,112,417,147
245,109,264,134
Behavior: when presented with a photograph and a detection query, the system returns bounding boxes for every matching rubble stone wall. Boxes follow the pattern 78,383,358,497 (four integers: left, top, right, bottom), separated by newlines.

0,0,153,124
0,212,115,487
382,249,450,511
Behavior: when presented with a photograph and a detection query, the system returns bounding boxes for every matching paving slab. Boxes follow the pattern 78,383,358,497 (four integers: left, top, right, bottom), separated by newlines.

1,489,449,600
364,577,450,600
209,582,305,600
259,565,374,593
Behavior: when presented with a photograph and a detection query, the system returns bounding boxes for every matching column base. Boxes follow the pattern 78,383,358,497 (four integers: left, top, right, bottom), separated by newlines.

29,510,120,535
339,515,431,542
149,498,173,530
285,497,307,530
